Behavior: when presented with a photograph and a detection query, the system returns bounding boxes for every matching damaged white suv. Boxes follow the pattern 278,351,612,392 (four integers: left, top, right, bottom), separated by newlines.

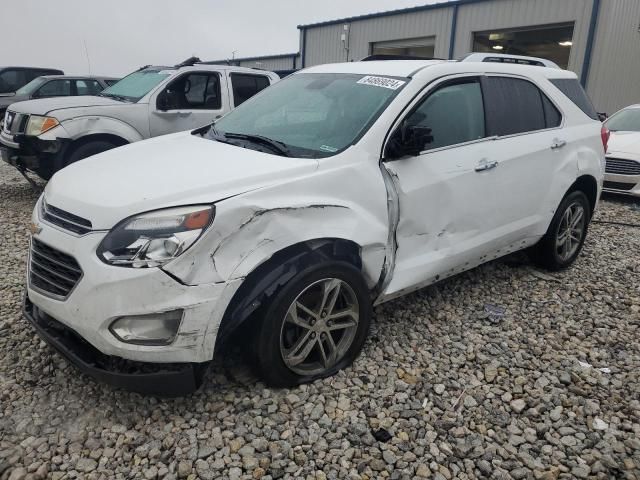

25,55,606,394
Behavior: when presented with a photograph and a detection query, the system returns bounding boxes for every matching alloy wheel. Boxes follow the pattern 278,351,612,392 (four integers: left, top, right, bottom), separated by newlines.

555,201,586,262
279,278,359,376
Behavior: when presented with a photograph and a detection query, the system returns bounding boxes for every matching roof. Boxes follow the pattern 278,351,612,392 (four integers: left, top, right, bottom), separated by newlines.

297,0,490,29
205,52,299,64
303,60,447,77
39,75,119,80
300,59,576,80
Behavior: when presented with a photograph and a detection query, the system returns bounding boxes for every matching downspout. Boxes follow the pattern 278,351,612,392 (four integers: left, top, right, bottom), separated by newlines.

448,3,459,60
581,0,601,87
300,27,307,68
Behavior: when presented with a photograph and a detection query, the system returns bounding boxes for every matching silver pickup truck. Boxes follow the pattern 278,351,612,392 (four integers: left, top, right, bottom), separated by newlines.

1,60,278,180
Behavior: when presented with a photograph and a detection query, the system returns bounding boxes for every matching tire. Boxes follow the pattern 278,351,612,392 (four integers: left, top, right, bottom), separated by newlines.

532,190,591,271
66,140,118,167
253,262,372,387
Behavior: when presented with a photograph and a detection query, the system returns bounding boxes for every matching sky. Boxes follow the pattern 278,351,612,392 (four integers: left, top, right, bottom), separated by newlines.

4,0,448,77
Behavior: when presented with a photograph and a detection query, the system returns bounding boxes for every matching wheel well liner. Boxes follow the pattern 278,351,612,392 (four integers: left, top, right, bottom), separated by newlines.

215,238,362,348
567,175,598,214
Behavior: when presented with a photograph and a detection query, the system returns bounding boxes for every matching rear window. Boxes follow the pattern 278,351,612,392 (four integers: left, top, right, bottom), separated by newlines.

550,78,598,120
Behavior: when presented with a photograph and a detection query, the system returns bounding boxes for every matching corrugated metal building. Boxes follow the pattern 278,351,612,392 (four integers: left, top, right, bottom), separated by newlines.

231,0,640,114
208,53,300,71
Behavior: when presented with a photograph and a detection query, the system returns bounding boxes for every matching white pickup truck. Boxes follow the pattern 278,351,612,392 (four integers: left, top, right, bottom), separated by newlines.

0,59,279,180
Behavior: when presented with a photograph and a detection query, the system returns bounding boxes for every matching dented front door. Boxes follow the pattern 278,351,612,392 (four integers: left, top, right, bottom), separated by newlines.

381,140,504,297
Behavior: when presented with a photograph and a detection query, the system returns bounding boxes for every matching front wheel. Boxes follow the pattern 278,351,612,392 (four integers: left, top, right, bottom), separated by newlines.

532,191,591,271
253,263,372,387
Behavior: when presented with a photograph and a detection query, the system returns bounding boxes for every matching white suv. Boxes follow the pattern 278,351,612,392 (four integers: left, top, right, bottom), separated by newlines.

24,55,607,394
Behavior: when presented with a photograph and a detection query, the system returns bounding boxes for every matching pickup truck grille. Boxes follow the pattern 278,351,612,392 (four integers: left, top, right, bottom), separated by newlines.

41,200,93,235
3,110,28,135
29,238,83,299
605,157,640,176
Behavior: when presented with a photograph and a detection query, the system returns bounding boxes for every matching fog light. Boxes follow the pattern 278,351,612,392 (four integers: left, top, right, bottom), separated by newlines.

109,310,183,346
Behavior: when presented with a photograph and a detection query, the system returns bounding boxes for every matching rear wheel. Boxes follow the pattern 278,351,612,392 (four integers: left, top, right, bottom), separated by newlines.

253,263,372,387
532,191,591,271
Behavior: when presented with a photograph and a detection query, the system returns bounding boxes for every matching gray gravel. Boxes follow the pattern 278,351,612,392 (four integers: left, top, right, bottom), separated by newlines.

1,162,639,480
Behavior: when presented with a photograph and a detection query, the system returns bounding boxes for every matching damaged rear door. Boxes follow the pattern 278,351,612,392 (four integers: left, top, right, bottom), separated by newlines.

381,75,505,297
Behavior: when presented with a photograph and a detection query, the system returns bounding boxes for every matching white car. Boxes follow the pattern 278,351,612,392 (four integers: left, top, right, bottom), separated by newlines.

24,54,606,394
603,105,640,196
1,59,278,180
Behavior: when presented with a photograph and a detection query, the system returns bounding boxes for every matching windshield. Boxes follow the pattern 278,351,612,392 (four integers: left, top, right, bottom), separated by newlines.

212,73,407,157
15,77,47,96
606,108,640,132
100,69,171,102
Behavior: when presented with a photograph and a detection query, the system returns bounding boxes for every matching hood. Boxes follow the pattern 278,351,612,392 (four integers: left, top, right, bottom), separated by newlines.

607,131,640,160
7,95,127,116
0,94,19,109
43,132,319,229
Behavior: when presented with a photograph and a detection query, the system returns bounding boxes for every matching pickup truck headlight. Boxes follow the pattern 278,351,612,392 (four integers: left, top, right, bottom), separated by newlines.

98,205,214,268
26,115,60,136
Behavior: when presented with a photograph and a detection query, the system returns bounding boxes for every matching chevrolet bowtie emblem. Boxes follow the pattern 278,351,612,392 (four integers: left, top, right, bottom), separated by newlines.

29,222,42,236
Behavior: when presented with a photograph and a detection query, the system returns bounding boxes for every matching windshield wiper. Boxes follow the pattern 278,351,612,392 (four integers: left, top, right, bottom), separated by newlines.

224,132,291,157
98,92,130,102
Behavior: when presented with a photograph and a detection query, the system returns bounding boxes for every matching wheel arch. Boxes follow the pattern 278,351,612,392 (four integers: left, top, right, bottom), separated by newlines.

566,174,598,215
214,238,364,348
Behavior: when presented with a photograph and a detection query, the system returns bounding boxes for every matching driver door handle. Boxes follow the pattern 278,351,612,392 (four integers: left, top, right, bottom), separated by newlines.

475,159,499,172
551,138,567,150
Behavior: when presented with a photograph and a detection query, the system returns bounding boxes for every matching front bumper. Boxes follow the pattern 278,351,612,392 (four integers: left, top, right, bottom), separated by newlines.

603,172,640,197
0,129,69,173
24,296,203,396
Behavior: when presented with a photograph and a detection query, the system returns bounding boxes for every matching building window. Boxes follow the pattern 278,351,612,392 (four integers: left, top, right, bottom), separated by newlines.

371,36,435,59
473,23,574,69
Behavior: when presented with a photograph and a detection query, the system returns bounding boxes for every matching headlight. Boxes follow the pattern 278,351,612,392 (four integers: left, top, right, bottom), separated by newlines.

97,205,214,268
26,115,59,136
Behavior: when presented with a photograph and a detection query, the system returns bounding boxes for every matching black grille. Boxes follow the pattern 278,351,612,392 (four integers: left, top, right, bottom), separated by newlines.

41,200,92,235
605,157,640,176
603,181,636,191
29,239,83,298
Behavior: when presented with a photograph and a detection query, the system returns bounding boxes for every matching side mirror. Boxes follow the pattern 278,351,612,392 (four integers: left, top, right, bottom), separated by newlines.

157,92,170,111
385,123,433,160
597,112,608,122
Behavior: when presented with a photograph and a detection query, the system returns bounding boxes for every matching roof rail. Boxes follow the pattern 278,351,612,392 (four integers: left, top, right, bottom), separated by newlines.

174,56,202,68
361,54,444,62
460,53,560,69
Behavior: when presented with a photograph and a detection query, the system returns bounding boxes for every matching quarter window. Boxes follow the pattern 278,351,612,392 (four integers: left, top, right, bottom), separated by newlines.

230,74,271,107
482,77,560,136
405,79,486,150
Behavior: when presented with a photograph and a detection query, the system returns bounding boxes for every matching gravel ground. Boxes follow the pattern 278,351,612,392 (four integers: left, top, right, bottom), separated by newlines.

0,162,639,480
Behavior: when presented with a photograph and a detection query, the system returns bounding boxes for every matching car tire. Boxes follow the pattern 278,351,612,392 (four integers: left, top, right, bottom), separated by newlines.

532,190,591,271
253,262,372,387
66,140,118,167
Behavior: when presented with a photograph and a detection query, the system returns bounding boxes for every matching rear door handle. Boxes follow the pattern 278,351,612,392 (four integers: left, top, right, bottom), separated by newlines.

475,159,499,172
551,139,567,150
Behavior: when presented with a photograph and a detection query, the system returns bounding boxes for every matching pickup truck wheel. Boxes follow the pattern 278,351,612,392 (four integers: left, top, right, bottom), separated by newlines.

532,191,591,271
253,262,372,387
66,140,118,167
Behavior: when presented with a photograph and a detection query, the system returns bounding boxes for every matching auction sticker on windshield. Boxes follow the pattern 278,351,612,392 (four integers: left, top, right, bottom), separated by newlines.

357,76,406,90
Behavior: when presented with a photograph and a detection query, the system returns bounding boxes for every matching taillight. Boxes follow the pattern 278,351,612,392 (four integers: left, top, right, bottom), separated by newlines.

601,125,610,153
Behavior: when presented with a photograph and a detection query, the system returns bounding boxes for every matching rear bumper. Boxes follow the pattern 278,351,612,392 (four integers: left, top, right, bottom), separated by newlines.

23,295,206,396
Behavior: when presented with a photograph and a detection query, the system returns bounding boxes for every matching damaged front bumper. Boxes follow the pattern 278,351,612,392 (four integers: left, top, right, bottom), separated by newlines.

0,130,69,175
24,296,205,396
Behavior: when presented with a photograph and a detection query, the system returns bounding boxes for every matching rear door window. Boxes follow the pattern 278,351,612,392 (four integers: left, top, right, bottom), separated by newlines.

550,78,598,120
482,76,561,136
75,79,103,95
230,74,271,106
